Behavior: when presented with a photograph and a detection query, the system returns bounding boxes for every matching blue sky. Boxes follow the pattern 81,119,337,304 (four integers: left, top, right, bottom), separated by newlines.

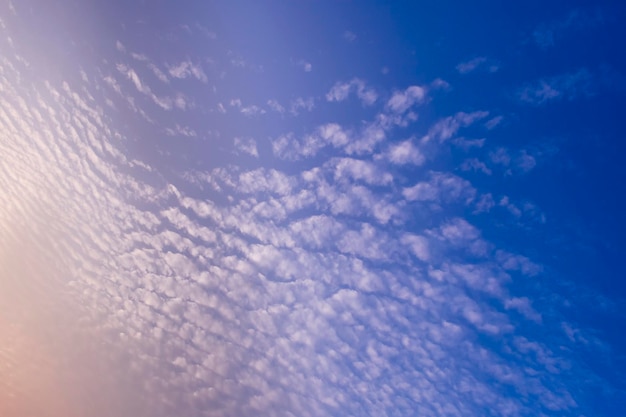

1,1,625,416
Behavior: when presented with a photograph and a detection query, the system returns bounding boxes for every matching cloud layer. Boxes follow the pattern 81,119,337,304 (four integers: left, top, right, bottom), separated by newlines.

0,2,623,417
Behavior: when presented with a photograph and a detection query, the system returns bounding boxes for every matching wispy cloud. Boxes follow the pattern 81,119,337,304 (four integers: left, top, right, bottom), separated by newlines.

290,96,315,115
230,98,266,116
490,148,538,175
165,124,197,137
460,158,492,175
484,115,503,130
167,60,208,83
456,57,499,74
518,68,594,104
266,99,285,114
116,63,175,110
421,111,489,143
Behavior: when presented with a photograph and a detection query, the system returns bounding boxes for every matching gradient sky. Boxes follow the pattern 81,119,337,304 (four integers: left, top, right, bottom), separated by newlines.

1,1,626,416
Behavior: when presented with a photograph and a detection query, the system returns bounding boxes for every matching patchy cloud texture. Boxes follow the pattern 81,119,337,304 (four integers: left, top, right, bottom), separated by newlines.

1,2,625,417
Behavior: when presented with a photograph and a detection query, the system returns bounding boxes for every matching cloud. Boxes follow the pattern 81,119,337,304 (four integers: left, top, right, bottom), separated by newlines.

165,124,197,137
128,52,170,83
518,69,594,105
489,148,537,174
403,172,475,204
385,139,425,165
331,157,393,185
116,63,174,110
505,298,542,323
484,115,503,130
230,98,266,116
490,147,511,166
473,193,496,214
297,59,312,72
272,123,351,160
234,137,259,157
327,78,378,106
460,158,492,175
457,57,487,73
0,17,617,417
516,150,537,172
422,111,489,143
456,57,499,74
266,99,285,114
290,96,315,115
452,137,486,151
167,60,208,83
496,250,543,276
430,218,490,258
499,196,522,217
430,78,450,90
401,233,431,261
386,85,426,113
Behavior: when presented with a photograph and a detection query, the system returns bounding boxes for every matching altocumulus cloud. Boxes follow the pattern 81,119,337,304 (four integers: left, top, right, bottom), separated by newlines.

0,2,624,417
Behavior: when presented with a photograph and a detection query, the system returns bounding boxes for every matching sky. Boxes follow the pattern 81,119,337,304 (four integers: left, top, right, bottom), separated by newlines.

1,1,625,416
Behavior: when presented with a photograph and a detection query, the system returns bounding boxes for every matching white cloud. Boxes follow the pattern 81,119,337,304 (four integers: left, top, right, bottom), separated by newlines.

422,111,489,143
168,60,208,83
165,124,197,137
289,215,345,249
403,172,475,204
456,57,487,74
267,99,285,114
401,234,431,261
489,147,511,166
431,218,490,258
430,78,450,90
385,139,425,165
460,158,492,175
234,137,258,158
516,150,537,172
490,148,536,174
116,63,174,110
238,168,296,196
386,85,426,113
496,251,542,276
297,59,312,72
230,98,266,116
452,137,486,151
331,157,393,185
272,123,352,160
484,115,503,130
505,298,542,323
326,81,351,102
326,78,378,106
0,27,606,417
473,193,495,214
290,96,315,115
456,57,499,74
